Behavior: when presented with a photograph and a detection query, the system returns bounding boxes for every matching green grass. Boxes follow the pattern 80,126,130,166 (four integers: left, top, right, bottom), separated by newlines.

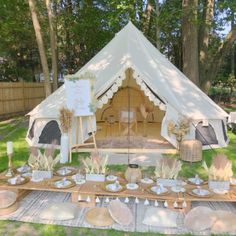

0,117,235,235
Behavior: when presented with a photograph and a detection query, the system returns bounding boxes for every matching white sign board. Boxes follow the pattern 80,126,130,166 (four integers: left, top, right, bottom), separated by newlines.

65,79,93,116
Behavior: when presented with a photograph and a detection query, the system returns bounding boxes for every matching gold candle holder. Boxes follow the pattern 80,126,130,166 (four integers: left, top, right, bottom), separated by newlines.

5,154,14,177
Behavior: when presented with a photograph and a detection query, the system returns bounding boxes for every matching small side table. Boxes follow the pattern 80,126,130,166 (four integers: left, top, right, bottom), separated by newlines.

180,140,202,162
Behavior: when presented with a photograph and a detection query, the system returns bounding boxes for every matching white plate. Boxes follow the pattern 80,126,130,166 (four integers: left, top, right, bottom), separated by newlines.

188,177,203,185
8,177,25,185
212,189,228,195
171,186,186,193
106,183,122,192
140,178,153,184
192,188,210,196
17,165,31,173
151,186,168,195
106,175,117,182
126,183,139,190
56,168,72,175
54,180,71,188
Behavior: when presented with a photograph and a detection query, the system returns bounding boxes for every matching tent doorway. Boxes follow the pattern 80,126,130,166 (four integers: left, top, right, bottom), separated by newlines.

84,69,176,153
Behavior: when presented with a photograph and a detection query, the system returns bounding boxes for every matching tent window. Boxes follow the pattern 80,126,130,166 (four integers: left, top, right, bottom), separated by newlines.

195,122,218,146
221,120,228,142
28,120,35,140
39,120,61,145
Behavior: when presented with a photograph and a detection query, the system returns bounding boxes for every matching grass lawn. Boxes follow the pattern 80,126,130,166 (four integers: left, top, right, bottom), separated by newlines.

0,116,235,236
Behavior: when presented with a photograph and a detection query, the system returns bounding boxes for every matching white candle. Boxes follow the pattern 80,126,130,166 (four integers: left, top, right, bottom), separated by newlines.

7,141,13,155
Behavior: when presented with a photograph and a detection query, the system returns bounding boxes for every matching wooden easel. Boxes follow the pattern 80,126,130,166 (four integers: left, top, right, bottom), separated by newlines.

69,115,97,162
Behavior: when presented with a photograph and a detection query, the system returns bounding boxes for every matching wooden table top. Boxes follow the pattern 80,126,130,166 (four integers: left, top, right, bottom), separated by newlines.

77,180,236,202
1,171,236,202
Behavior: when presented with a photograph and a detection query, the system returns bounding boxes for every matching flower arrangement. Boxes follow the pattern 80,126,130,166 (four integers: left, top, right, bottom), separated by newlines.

202,153,233,181
82,151,108,174
59,107,74,133
155,157,182,179
168,117,190,145
28,147,60,171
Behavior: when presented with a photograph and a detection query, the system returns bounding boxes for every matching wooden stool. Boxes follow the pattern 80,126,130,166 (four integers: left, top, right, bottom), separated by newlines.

180,140,202,162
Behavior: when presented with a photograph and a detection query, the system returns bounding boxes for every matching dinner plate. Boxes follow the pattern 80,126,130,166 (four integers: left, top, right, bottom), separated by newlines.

105,183,124,193
126,183,139,190
55,167,77,176
52,179,75,189
188,188,212,198
71,174,85,185
7,176,29,186
16,165,31,173
188,177,204,185
149,186,169,196
171,186,186,193
140,178,153,184
106,175,118,182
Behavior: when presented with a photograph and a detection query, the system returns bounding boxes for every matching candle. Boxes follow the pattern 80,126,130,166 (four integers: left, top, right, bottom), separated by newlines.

7,141,13,155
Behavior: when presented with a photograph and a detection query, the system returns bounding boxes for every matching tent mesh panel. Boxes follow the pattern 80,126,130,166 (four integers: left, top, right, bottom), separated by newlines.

195,122,218,146
39,120,61,145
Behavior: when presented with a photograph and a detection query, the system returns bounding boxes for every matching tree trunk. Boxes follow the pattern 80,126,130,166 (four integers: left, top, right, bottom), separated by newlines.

199,0,214,86
182,0,199,86
231,12,235,76
205,26,236,86
28,0,51,97
142,1,153,35
45,0,58,91
155,0,161,50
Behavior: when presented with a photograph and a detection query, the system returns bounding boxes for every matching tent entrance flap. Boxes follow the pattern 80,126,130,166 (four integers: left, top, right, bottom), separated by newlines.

82,68,175,153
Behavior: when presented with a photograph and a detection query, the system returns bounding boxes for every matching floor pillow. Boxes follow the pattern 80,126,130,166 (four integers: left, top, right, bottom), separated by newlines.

142,207,178,228
85,207,114,227
108,199,133,226
0,190,17,209
184,206,217,231
211,210,236,234
40,202,78,220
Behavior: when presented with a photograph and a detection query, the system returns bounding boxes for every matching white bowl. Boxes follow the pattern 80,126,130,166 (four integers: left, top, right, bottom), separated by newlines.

126,183,138,190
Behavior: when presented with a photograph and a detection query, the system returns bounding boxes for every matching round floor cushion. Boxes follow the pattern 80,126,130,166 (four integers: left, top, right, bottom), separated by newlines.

0,190,17,209
85,207,114,227
108,199,133,226
184,206,217,231
211,210,236,234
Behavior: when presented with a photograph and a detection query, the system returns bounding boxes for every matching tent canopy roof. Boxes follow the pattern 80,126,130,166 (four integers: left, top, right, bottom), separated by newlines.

29,21,228,120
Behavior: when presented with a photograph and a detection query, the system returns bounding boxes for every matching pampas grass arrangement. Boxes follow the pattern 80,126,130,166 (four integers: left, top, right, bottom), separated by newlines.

28,147,60,171
59,107,73,133
155,157,182,179
83,151,108,174
168,117,190,142
202,153,233,181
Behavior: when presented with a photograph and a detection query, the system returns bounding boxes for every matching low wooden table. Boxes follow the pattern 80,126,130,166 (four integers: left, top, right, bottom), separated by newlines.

0,172,236,212
0,174,79,204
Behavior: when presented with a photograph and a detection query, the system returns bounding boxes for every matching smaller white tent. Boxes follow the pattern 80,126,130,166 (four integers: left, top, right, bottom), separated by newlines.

26,22,229,150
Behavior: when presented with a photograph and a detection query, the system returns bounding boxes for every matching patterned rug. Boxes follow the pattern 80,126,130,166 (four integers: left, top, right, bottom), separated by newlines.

0,191,236,235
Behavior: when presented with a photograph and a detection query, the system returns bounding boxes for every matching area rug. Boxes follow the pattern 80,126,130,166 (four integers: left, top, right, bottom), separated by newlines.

88,136,173,149
0,191,236,235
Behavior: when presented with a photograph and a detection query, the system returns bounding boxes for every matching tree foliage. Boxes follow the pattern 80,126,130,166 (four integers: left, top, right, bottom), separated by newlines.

0,0,235,92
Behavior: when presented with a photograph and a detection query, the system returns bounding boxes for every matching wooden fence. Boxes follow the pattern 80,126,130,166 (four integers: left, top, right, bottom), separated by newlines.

0,81,46,118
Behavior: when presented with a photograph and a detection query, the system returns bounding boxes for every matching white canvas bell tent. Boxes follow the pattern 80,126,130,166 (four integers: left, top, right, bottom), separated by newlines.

26,21,229,150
